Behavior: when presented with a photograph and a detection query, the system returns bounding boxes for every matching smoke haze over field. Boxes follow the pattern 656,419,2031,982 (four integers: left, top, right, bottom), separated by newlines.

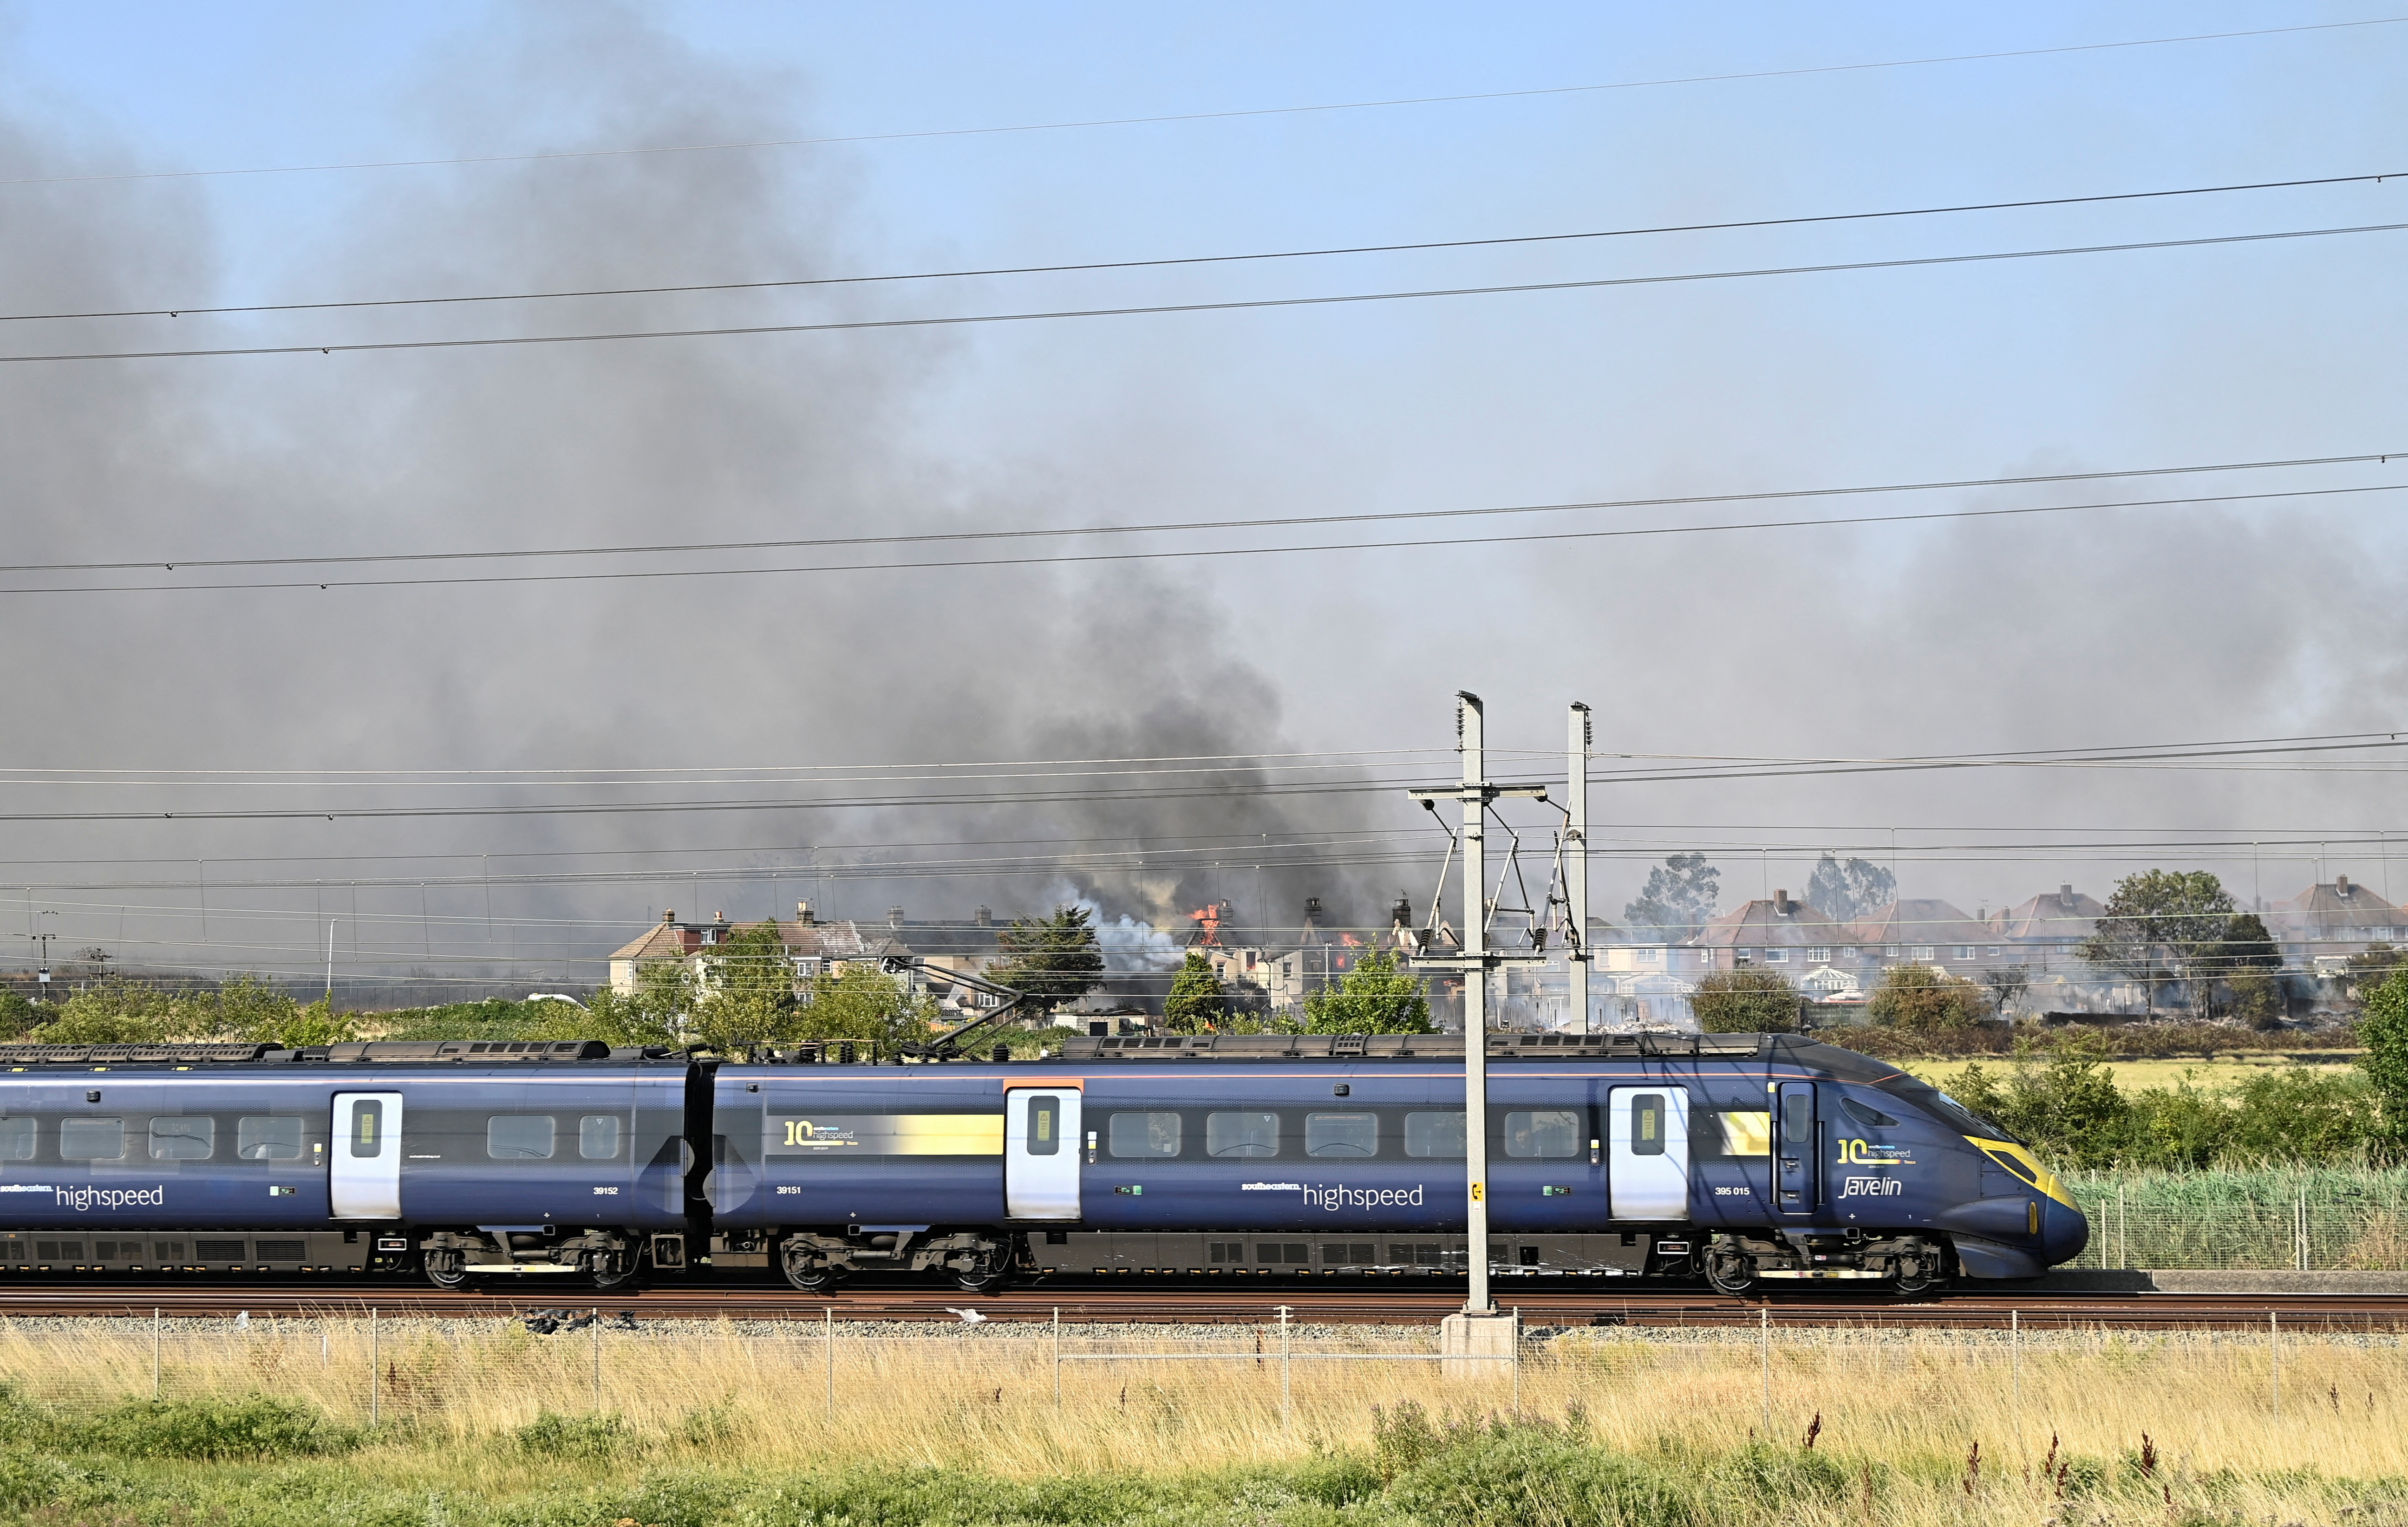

2,2,2406,995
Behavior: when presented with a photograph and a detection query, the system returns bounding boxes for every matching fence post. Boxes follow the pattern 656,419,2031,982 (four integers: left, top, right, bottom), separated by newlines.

1759,1307,1771,1437
2296,1192,2309,1272
152,1308,160,1399
823,1307,834,1416
1052,1307,1062,1408
1279,1305,1292,1435
1511,1306,1521,1418
2117,1183,2127,1269
591,1308,601,1410
369,1308,378,1429
2270,1310,2280,1418
2010,1310,2020,1424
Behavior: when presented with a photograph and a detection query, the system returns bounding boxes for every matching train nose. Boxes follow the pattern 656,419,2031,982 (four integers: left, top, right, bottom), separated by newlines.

2040,1195,2090,1265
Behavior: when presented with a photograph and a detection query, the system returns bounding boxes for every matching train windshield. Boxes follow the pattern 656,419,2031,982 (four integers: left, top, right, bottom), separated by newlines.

1869,1072,2019,1144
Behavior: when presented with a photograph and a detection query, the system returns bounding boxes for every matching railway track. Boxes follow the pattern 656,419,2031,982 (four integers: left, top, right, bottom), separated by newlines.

2,1279,2404,1329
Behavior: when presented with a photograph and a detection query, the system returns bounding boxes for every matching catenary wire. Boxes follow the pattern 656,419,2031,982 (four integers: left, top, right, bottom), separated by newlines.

2,480,2398,597
7,170,2398,325
2,220,2401,366
3,15,2397,188
2,448,2394,576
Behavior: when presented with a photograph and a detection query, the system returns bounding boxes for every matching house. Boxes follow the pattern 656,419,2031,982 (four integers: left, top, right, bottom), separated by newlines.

1987,884,2108,969
2266,876,2408,969
1846,898,2001,976
606,902,879,995
1690,890,1854,973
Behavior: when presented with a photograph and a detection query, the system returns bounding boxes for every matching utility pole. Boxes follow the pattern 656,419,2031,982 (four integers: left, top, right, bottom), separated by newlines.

1567,703,1591,1035
1411,692,1547,1336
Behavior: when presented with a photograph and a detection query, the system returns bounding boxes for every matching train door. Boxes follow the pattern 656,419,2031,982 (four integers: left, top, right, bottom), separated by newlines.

1003,1088,1081,1220
1606,1086,1689,1220
1774,1081,1817,1217
330,1092,403,1219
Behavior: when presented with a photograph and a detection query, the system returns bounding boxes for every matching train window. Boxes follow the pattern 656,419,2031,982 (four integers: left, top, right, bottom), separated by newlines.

237,1117,306,1162
1840,1098,1899,1130
579,1116,623,1161
147,1117,215,1162
486,1115,556,1161
1781,1092,1813,1146
1108,1112,1181,1158
1716,1111,1771,1156
1404,1111,1466,1159
1026,1096,1060,1156
0,1118,32,1162
1630,1094,1666,1156
59,1118,125,1162
1982,1147,2040,1187
1206,1111,1280,1158
1503,1110,1581,1159
350,1101,383,1158
1305,1113,1378,1158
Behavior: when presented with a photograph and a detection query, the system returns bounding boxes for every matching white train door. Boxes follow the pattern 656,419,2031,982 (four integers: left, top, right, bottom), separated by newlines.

1003,1088,1082,1220
1607,1086,1689,1220
330,1092,403,1219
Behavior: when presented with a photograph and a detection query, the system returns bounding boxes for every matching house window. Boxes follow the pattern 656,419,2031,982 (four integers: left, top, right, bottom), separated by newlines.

1986,947,2001,959
1764,947,1787,962
1805,948,1831,964
1885,946,1900,959
1953,946,1973,960
1912,946,1936,961
1638,947,1660,964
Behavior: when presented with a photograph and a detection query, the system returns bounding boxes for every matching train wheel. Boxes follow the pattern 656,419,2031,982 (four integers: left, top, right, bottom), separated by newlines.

1703,1249,1758,1297
591,1252,642,1292
424,1257,475,1291
781,1245,843,1292
952,1250,1010,1294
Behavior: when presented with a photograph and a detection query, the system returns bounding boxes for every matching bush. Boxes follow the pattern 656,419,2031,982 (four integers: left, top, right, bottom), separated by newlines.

516,1409,631,1460
1866,964,1987,1033
1692,967,1799,1033
77,1396,354,1459
1382,1413,1697,1527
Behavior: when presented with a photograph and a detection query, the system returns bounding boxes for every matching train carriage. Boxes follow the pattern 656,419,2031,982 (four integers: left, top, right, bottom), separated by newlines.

710,1030,2090,1293
0,1040,689,1285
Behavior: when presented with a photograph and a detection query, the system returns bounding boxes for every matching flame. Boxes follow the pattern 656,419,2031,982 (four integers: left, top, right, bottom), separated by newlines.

1338,933,1364,947
1188,904,1225,946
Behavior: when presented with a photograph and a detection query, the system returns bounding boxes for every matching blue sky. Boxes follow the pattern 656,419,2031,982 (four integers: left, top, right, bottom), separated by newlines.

2,3,2404,974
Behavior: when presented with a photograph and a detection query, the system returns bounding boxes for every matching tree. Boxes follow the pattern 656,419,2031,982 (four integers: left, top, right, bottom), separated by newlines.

1979,964,2031,1019
2360,965,2408,1143
0,990,33,1040
989,906,1107,1015
1299,948,1431,1034
1622,853,1720,940
1804,855,1897,922
1691,967,1798,1033
2077,869,2238,1016
1866,963,1986,1034
795,964,942,1051
1162,952,1227,1034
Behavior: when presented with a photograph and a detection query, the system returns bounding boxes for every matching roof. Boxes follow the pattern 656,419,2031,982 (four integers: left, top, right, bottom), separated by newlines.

1988,886,2107,942
1847,898,1993,948
2267,878,2408,945
608,916,879,965
1692,896,1853,949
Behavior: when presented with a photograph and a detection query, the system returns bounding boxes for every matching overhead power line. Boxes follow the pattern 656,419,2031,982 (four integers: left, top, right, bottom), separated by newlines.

4,220,2400,366
4,480,2400,597
4,15,2398,188
8,170,2396,326
3,447,2391,577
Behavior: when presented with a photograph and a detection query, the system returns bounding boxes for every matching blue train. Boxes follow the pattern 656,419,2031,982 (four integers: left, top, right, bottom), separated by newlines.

0,1031,2087,1295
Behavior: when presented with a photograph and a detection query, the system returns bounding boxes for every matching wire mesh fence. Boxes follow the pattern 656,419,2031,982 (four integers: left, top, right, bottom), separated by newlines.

2061,1168,2408,1270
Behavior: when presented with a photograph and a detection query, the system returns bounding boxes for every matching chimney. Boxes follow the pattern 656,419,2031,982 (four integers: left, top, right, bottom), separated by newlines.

2059,883,2074,908
1773,889,1791,914
1304,897,1323,926
2338,874,2352,896
661,909,676,926
713,910,726,924
1390,894,1413,928
974,905,992,927
794,901,814,926
889,906,906,929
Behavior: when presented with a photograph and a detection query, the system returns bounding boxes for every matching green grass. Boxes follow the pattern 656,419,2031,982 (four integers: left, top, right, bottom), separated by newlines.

2062,1164,2408,1270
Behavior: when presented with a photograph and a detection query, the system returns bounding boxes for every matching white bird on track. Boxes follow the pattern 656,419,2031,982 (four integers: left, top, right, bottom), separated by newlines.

944,1307,987,1324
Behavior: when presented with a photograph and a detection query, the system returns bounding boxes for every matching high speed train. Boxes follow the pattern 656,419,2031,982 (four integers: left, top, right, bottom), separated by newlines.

0,1030,2087,1295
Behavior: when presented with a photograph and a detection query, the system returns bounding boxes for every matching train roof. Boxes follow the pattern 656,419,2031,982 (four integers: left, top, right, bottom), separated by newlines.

0,1039,666,1068
1048,1031,1900,1080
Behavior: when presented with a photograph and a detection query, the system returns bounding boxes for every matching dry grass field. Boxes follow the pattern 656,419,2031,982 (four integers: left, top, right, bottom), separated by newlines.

0,1314,2403,1523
